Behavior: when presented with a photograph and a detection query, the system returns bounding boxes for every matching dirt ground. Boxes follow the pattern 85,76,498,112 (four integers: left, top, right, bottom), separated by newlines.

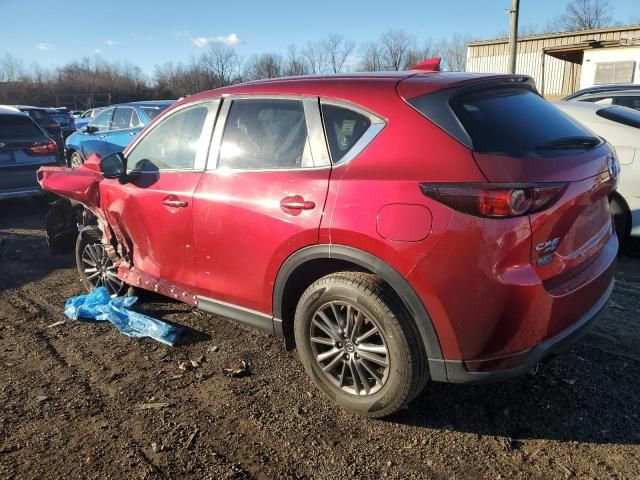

0,198,639,480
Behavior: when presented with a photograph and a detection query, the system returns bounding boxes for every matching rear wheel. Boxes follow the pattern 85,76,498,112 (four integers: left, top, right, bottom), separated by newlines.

294,272,428,418
75,228,126,296
69,151,83,168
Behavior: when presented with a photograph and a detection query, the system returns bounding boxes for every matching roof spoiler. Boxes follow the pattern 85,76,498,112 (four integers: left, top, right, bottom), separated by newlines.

411,57,441,72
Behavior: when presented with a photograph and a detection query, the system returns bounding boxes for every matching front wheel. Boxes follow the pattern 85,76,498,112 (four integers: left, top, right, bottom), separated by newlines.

69,151,83,168
294,272,428,418
75,228,126,296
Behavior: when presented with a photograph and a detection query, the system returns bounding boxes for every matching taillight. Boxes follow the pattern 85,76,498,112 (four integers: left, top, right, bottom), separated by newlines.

29,139,58,156
420,183,566,218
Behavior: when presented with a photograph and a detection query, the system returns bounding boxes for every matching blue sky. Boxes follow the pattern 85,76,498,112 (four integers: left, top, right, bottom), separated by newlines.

1,0,638,75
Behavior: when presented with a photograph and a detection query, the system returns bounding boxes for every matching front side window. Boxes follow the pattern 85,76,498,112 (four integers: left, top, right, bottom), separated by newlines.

126,103,209,172
111,107,134,130
218,99,312,170
321,104,372,163
90,108,114,131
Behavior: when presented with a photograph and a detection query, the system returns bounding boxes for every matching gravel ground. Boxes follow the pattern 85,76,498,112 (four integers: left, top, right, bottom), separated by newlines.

1,198,639,479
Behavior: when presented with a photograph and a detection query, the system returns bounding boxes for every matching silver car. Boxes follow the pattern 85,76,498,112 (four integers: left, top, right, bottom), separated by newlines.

0,107,60,200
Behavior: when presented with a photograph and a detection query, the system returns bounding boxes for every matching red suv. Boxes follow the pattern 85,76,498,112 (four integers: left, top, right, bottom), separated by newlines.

39,72,618,417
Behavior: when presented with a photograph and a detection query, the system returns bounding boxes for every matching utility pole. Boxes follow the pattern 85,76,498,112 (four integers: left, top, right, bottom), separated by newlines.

508,0,520,74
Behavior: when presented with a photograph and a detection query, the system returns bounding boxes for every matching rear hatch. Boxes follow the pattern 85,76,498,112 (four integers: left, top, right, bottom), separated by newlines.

403,77,617,286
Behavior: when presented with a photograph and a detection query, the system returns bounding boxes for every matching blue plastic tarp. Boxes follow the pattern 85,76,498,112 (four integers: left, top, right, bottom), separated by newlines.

64,287,182,346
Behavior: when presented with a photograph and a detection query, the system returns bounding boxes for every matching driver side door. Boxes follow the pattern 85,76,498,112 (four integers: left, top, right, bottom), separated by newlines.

98,99,220,291
81,107,114,158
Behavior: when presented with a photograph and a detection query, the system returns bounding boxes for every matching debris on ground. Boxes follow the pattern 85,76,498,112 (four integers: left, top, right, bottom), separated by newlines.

178,361,191,371
209,345,219,353
64,287,182,346
136,402,171,410
35,395,49,403
222,360,250,378
182,428,199,452
47,320,66,328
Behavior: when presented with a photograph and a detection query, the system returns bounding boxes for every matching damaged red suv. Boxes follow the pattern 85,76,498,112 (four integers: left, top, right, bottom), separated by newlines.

39,72,618,417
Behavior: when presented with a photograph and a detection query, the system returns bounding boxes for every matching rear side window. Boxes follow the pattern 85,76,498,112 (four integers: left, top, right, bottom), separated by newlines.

0,115,46,139
219,99,312,170
127,103,209,172
111,107,134,130
450,88,598,157
142,106,166,120
321,104,371,163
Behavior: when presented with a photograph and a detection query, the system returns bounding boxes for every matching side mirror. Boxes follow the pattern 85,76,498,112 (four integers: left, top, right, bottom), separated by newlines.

84,125,98,133
99,152,126,179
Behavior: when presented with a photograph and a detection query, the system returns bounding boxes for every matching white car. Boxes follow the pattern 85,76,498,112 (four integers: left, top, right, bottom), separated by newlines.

555,101,640,244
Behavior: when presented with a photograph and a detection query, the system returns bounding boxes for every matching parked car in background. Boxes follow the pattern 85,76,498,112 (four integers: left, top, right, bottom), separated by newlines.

70,110,83,119
65,100,174,167
555,101,640,244
51,107,76,139
0,106,60,200
74,107,103,130
40,73,617,417
562,84,640,111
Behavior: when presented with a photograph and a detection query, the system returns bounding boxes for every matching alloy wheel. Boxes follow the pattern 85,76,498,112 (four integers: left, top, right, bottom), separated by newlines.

80,242,124,296
309,301,390,396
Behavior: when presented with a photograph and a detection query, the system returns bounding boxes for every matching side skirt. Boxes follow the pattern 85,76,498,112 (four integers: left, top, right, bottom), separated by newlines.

197,296,276,335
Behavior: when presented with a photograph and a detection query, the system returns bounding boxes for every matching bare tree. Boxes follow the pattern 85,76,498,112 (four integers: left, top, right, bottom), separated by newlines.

380,30,416,70
359,41,384,72
283,45,308,76
404,40,438,70
244,53,283,81
438,34,470,72
322,34,356,73
556,0,613,31
0,53,25,82
302,42,328,74
201,44,240,87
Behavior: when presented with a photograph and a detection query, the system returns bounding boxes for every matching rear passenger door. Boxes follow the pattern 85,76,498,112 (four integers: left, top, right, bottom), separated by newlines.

192,96,331,316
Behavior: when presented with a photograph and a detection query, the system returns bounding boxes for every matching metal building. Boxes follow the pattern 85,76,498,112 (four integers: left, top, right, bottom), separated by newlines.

466,25,640,98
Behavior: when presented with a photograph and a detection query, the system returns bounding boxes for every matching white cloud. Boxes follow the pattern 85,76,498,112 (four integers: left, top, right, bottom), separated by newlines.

35,43,52,51
94,49,103,54
105,39,119,46
191,33,241,48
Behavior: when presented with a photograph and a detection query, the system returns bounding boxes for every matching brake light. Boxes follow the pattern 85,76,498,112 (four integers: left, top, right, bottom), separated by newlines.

29,139,58,156
420,183,566,218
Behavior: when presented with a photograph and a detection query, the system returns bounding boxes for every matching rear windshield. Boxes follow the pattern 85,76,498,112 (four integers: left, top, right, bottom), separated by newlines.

596,105,640,129
450,88,600,157
0,115,46,139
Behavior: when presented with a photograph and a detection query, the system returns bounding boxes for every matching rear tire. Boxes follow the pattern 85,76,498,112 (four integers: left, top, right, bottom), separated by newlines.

294,272,428,418
610,196,630,250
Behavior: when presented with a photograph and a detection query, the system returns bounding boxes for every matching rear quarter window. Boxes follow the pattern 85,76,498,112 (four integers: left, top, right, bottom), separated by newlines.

321,104,372,163
449,88,598,157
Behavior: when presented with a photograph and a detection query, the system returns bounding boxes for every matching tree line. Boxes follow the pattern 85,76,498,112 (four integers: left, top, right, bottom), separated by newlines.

0,30,469,108
0,0,619,108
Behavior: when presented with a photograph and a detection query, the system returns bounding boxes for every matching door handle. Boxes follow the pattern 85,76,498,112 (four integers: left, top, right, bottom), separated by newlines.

99,135,106,139
162,198,188,208
280,195,315,211
129,131,136,136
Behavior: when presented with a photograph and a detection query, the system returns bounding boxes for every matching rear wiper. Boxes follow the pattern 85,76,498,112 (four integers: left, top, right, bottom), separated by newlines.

535,136,600,150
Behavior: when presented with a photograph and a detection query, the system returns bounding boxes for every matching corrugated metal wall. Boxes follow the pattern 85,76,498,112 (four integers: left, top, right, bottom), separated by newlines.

466,26,640,97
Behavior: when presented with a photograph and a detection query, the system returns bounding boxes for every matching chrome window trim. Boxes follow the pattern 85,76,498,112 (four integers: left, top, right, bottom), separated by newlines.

125,99,220,174
206,95,330,171
319,98,387,166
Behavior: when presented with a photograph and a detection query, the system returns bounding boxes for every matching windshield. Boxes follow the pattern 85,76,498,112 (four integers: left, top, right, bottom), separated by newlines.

450,88,601,157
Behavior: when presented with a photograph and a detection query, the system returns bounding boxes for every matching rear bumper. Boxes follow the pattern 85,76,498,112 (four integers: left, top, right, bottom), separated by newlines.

440,279,612,383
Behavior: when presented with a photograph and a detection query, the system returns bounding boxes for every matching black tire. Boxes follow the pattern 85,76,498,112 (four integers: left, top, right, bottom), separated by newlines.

610,196,629,250
294,272,428,418
75,228,128,296
69,151,83,168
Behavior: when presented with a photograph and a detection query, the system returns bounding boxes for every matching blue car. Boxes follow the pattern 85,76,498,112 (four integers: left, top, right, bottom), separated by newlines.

65,100,174,167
